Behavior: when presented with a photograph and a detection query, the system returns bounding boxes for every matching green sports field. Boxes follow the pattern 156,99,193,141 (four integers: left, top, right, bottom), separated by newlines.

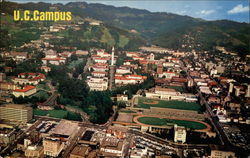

138,117,207,130
137,97,201,111
33,109,68,118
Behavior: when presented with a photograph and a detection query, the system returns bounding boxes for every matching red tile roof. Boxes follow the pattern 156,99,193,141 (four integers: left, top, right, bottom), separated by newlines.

14,85,36,92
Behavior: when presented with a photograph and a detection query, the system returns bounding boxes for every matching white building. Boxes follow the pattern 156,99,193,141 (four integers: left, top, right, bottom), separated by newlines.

116,67,131,74
115,75,146,85
174,125,186,143
91,71,107,77
12,85,37,97
87,77,108,91
158,71,176,79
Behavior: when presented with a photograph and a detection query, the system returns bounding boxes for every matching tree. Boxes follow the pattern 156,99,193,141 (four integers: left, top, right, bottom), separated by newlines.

70,54,78,61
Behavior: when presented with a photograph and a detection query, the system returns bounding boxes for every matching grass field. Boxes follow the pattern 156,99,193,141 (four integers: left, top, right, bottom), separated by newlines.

137,97,201,111
138,117,207,130
120,110,136,113
32,91,49,100
37,83,51,91
33,109,68,118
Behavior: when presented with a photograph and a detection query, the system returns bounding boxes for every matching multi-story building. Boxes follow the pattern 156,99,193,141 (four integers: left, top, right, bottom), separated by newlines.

158,71,176,79
0,104,33,123
25,145,44,158
0,82,17,91
174,125,186,143
91,71,107,78
87,77,108,91
115,75,146,85
43,137,64,157
208,145,236,158
12,85,37,97
12,73,46,85
0,128,16,146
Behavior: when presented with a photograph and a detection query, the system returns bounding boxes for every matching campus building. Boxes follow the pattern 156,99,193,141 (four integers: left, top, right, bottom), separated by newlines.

0,104,33,123
12,85,37,97
174,125,186,143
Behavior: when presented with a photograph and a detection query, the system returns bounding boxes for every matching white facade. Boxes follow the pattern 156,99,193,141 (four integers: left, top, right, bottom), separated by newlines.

12,86,37,97
116,68,131,74
158,72,176,79
87,77,108,91
174,125,186,143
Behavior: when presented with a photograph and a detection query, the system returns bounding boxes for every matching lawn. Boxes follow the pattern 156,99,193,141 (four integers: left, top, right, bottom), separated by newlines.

120,110,136,113
137,97,201,111
33,109,68,118
138,117,207,130
32,91,49,100
37,83,51,91
33,109,82,121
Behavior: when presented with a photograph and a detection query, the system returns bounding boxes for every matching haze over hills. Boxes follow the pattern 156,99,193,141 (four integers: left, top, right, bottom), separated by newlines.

2,1,250,56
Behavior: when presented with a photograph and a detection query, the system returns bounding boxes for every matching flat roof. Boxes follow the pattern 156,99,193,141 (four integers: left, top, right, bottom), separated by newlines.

0,104,32,110
70,145,89,156
81,130,95,141
50,120,78,136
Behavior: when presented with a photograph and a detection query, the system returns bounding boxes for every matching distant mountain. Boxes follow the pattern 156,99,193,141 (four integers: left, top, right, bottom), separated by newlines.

2,1,250,56
0,1,146,50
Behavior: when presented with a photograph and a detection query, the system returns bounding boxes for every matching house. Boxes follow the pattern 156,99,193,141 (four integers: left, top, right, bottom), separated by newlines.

9,51,28,62
116,94,128,102
93,57,109,64
41,66,51,73
91,71,107,77
42,57,66,65
158,71,176,79
12,85,37,97
126,52,140,57
42,49,66,65
116,67,131,74
75,50,88,56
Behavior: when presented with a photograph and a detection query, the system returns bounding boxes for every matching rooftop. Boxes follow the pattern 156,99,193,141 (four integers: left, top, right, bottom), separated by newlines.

50,120,78,136
0,104,32,110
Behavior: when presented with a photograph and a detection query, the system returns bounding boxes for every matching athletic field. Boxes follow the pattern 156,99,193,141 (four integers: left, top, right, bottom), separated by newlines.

137,116,208,130
136,97,201,111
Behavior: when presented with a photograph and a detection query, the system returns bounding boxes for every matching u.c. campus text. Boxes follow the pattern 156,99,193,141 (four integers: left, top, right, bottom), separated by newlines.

13,10,72,22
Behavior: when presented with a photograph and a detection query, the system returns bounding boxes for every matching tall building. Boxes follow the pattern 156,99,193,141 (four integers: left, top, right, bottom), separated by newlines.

43,137,64,157
109,47,116,90
174,125,186,143
228,82,234,95
0,104,33,123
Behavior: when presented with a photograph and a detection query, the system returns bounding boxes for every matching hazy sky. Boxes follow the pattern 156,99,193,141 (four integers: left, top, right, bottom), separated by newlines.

11,0,250,23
